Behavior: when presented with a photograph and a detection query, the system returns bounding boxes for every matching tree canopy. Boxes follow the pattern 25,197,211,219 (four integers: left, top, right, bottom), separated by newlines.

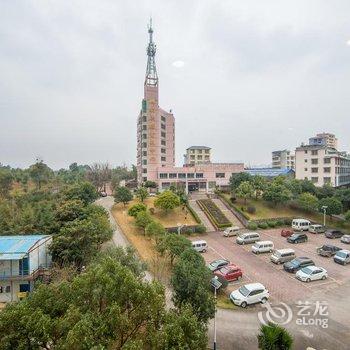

154,191,180,212
114,186,133,206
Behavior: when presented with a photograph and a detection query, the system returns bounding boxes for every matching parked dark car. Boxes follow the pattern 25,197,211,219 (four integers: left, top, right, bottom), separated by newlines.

287,233,308,244
325,230,343,239
283,257,315,273
208,259,230,272
317,244,342,257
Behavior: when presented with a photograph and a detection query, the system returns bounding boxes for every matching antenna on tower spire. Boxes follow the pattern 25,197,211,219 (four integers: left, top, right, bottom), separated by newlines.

145,18,158,86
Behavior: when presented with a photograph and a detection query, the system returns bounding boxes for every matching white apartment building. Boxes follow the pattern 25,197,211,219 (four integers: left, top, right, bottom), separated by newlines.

295,145,350,187
272,150,295,169
309,132,338,150
184,146,211,166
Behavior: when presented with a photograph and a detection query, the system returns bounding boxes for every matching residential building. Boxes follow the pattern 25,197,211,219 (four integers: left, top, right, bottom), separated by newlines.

136,21,244,192
0,235,52,302
184,146,211,166
246,168,295,179
272,150,295,169
295,144,350,187
309,132,338,150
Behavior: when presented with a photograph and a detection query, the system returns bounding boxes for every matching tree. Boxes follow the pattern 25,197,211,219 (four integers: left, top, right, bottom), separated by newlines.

229,172,252,192
263,183,292,206
345,210,350,222
154,190,180,213
64,181,98,204
86,162,112,192
135,211,153,233
171,249,215,323
156,233,192,265
29,159,53,189
318,197,343,218
285,179,303,198
334,188,350,211
114,186,133,206
297,192,319,212
316,184,335,199
144,180,157,188
257,322,293,350
136,186,149,202
252,175,266,199
0,169,13,198
300,179,317,195
145,221,166,242
236,181,254,204
128,203,147,218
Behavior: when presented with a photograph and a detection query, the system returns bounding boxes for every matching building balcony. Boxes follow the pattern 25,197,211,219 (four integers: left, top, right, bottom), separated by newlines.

0,266,51,281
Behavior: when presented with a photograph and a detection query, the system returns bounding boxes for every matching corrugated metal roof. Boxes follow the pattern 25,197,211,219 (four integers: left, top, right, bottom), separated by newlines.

0,235,50,259
245,168,295,177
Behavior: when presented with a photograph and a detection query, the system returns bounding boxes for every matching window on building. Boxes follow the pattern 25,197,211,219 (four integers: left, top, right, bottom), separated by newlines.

161,116,166,122
159,173,168,179
216,173,225,178
142,125,147,130
142,169,147,173
142,160,147,165
143,177,147,182
178,173,186,179
169,173,177,179
143,151,147,156
161,148,166,154
161,124,166,130
196,173,204,178
205,155,210,160
142,133,147,139
304,168,308,171
190,155,195,159
311,168,318,173
187,173,194,178
197,155,203,160
161,156,166,161
198,149,203,153
311,177,319,183
205,150,210,154
311,159,318,165
142,142,147,148
324,177,331,184
161,132,166,138
304,150,308,154
304,159,308,163
161,140,166,146
324,158,331,164
324,167,331,173
142,115,147,122
311,150,318,156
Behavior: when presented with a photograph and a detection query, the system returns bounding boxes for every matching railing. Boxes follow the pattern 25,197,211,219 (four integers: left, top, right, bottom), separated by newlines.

0,265,51,281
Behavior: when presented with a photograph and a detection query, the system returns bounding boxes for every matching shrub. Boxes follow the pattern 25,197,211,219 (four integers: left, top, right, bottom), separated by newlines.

195,224,206,233
284,218,292,225
247,206,256,214
258,222,268,229
230,197,236,203
247,222,258,230
276,220,284,227
128,203,147,218
267,221,277,228
182,226,194,234
149,207,155,215
197,199,231,229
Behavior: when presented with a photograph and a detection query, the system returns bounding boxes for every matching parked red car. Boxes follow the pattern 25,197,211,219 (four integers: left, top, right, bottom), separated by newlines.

281,229,294,237
214,264,242,282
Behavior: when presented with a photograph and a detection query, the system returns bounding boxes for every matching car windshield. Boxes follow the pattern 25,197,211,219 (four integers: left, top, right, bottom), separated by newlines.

289,259,300,267
301,267,313,275
238,286,250,297
322,246,331,251
290,234,298,239
337,252,347,258
210,260,224,267
219,266,230,274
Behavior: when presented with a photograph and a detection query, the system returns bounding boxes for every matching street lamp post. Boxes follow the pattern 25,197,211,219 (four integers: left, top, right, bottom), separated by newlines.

322,205,328,227
177,223,185,235
211,276,222,350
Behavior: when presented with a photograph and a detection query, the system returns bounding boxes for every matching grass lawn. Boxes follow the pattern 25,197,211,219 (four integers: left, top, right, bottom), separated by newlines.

222,194,350,230
216,294,236,310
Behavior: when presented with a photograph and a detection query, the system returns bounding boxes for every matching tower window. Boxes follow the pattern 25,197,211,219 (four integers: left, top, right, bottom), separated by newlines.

142,142,147,148
161,132,166,138
161,148,166,154
161,140,166,146
161,116,166,122
142,115,147,122
161,156,166,161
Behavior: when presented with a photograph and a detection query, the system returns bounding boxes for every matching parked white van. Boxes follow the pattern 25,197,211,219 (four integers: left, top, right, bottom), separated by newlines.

252,241,274,254
309,224,326,234
270,248,295,264
236,232,260,245
223,226,240,237
192,240,208,253
292,219,311,231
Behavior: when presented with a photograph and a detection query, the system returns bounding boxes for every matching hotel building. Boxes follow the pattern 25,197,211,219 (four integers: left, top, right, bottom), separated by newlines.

136,22,244,192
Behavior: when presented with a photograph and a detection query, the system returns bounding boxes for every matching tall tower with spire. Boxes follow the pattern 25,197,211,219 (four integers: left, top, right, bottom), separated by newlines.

137,20,175,184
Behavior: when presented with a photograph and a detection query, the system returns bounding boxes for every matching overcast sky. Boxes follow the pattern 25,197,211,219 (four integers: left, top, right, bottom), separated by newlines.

1,1,350,170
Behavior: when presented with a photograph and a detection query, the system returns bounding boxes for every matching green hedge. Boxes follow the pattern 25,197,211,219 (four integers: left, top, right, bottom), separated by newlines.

197,199,231,230
186,203,202,224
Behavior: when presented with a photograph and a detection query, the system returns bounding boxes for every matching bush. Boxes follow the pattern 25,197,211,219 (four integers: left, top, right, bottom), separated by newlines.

197,199,231,229
149,207,155,215
247,206,256,214
247,222,258,230
195,224,206,233
267,221,277,228
258,222,268,229
128,203,147,218
230,197,236,203
276,220,284,227
284,218,292,225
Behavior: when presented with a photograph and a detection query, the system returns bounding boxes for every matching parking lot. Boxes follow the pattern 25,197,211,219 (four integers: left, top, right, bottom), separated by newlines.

190,228,350,303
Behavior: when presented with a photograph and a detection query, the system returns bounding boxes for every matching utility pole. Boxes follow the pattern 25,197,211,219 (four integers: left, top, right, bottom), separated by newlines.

322,205,328,227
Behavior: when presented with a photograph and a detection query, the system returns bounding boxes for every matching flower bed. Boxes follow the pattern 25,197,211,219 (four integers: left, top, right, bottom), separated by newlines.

197,199,231,230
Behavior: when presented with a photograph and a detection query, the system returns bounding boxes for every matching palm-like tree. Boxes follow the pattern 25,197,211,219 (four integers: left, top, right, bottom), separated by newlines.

258,322,293,350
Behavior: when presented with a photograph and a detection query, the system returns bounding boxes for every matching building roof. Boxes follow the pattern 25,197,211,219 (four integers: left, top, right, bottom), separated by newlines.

245,168,295,177
186,146,211,150
0,235,51,260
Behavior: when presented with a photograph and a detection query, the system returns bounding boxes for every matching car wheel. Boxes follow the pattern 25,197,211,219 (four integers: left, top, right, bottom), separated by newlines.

202,249,207,253
241,302,247,308
322,275,326,280
306,278,311,283
261,297,267,304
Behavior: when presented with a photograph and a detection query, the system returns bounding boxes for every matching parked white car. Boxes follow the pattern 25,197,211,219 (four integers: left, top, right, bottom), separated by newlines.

229,283,269,308
296,266,327,282
223,226,240,237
